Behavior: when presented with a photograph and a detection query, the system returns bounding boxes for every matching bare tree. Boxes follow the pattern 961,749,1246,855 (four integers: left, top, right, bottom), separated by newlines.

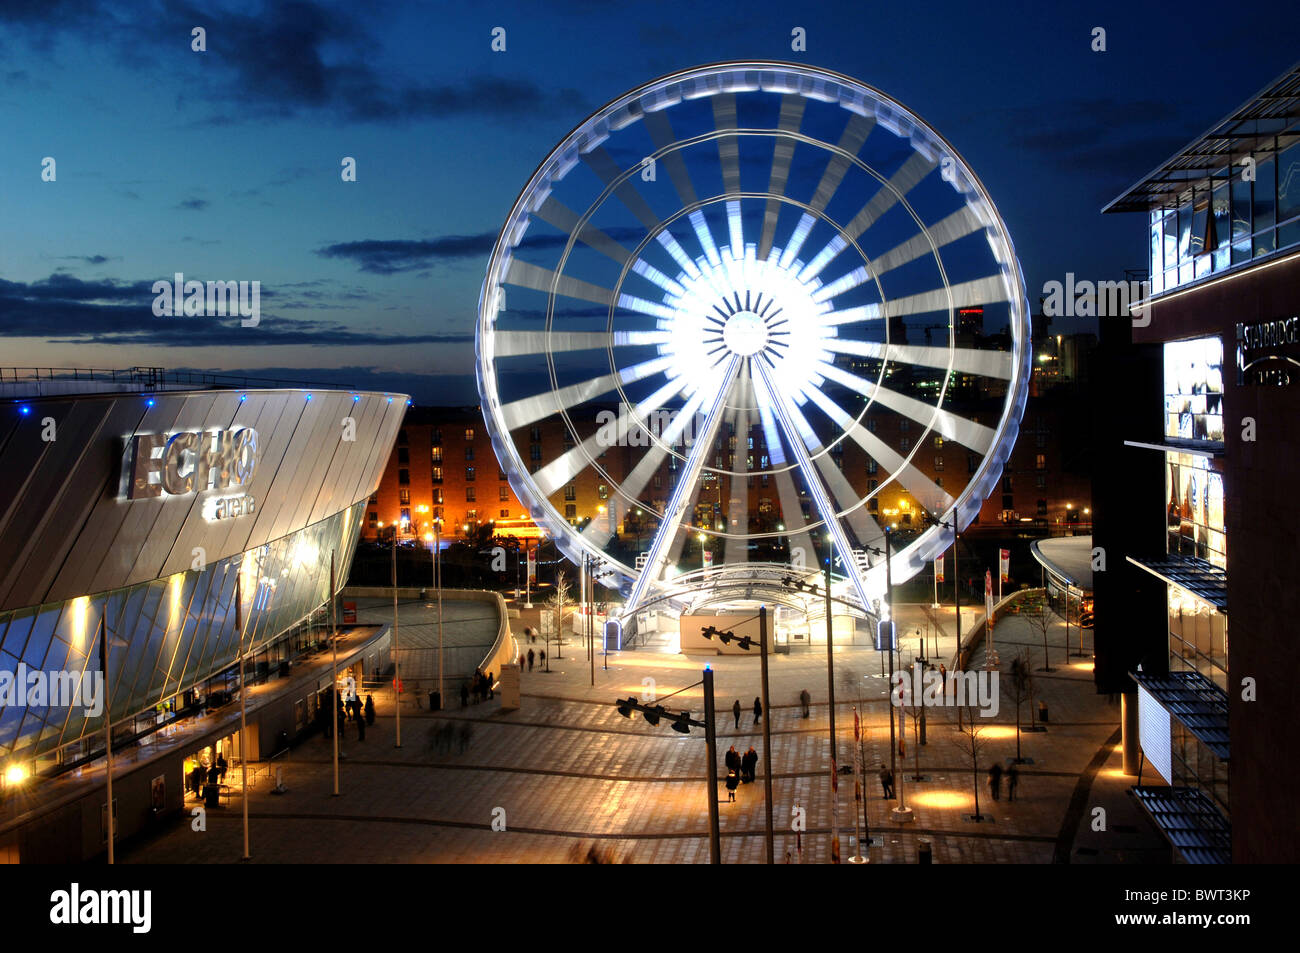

949,704,990,821
1003,651,1036,761
548,569,572,661
1022,592,1058,671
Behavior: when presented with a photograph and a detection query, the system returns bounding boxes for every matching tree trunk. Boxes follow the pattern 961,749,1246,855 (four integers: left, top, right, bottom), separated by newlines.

1015,697,1022,760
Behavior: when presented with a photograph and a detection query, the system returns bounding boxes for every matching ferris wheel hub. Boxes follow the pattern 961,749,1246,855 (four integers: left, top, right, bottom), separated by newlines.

722,310,770,356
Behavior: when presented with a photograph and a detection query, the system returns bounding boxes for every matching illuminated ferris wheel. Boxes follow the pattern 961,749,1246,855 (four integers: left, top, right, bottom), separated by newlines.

477,61,1030,619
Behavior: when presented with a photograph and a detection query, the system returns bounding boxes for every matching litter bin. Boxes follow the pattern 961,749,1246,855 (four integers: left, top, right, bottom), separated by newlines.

428,690,442,711
1039,700,1049,723
918,838,932,864
204,783,220,809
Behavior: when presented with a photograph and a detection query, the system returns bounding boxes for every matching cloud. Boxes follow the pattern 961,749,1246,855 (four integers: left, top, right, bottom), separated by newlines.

176,197,209,211
0,272,468,348
318,226,646,274
59,254,115,265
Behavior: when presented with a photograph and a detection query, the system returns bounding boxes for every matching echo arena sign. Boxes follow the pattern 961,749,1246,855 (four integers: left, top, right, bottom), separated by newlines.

121,427,259,519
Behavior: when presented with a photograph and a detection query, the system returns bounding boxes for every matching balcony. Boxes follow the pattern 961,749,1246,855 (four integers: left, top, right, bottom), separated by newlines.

1127,553,1227,613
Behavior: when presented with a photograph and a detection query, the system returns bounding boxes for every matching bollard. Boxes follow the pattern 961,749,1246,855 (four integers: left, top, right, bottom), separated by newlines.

918,838,932,864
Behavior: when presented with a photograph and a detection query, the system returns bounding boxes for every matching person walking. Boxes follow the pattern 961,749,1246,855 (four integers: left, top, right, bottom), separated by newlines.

879,765,894,799
988,763,1003,801
752,696,763,726
487,672,495,700
1007,763,1019,802
725,768,739,802
364,694,376,725
539,650,546,667
527,648,535,672
939,663,947,694
732,699,742,730
799,688,811,718
216,753,228,784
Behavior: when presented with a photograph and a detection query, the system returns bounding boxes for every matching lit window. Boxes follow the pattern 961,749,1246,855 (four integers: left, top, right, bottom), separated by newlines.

464,428,475,441
564,485,576,501
431,446,443,463
399,489,410,505
466,487,476,502
499,486,509,501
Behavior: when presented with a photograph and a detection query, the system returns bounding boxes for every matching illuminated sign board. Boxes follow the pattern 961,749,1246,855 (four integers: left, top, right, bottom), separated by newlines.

121,428,259,518
1236,316,1300,386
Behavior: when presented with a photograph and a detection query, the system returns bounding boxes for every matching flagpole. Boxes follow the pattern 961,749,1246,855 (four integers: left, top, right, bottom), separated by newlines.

849,707,866,863
331,549,339,797
237,570,250,860
100,611,114,865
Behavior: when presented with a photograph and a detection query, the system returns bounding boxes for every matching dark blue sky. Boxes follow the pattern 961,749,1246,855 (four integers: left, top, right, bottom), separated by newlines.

2,0,1296,403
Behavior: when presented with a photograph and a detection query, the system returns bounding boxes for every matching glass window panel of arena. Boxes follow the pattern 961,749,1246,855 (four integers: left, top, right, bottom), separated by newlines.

1170,721,1229,817
1163,338,1224,442
10,501,366,762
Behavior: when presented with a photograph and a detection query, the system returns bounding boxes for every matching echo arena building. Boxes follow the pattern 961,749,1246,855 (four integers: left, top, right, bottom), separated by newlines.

0,372,405,861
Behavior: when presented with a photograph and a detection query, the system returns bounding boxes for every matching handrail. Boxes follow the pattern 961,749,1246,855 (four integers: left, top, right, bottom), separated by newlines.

0,365,360,393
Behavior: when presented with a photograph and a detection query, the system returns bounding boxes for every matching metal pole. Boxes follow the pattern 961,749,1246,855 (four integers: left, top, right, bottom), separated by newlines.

588,556,595,687
702,666,722,864
758,606,775,865
237,571,249,860
436,522,443,706
955,528,963,730
100,613,114,865
331,550,339,796
885,528,895,781
824,550,837,766
393,529,401,748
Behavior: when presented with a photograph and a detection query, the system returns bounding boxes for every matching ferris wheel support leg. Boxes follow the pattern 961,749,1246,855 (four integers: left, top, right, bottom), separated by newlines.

753,362,876,615
621,357,740,620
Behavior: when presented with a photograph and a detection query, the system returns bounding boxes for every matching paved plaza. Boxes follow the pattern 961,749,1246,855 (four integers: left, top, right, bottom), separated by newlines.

123,600,1169,864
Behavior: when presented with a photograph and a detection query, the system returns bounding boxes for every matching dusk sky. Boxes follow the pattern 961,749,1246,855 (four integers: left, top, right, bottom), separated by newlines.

2,0,1296,405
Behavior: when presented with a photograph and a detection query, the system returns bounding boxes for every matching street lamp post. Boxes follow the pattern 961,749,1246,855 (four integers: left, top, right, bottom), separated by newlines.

392,525,401,749
98,609,115,864
702,667,721,865
758,607,775,865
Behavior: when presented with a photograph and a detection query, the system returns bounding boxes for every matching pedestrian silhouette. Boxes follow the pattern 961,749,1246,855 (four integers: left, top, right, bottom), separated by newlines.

988,763,1003,801
752,696,763,726
725,768,739,802
527,649,535,671
732,699,741,729
742,746,758,783
1007,763,1019,801
365,694,376,725
799,689,811,718
879,765,895,798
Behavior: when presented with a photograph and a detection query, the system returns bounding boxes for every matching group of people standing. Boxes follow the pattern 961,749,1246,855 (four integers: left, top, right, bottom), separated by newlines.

461,669,494,706
723,745,760,801
187,753,228,799
520,648,545,671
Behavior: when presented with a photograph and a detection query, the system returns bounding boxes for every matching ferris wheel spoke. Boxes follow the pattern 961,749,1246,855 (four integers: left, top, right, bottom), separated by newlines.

688,209,723,267
498,355,675,430
817,362,996,455
622,356,741,616
493,330,670,358
823,339,1015,379
776,213,816,269
642,109,700,209
754,362,875,611
718,363,754,562
758,95,808,260
811,264,872,304
712,93,742,195
845,153,937,241
582,147,664,232
808,113,875,214
880,274,1009,321
504,259,614,307
869,205,988,278
534,196,634,266
800,382,955,518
